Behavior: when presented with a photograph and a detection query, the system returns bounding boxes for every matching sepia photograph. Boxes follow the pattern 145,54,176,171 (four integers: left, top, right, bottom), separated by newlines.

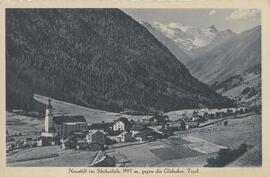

5,7,262,168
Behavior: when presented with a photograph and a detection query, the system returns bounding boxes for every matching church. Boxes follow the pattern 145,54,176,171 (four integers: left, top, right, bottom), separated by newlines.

41,99,88,139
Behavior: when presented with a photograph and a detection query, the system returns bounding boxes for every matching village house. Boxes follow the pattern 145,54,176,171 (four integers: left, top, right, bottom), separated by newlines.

113,117,132,132
168,121,186,131
185,120,199,129
37,136,56,146
134,130,156,142
116,131,133,143
60,130,106,151
128,116,156,126
86,130,106,144
84,130,106,151
151,113,170,125
130,123,147,138
76,139,89,150
6,142,15,152
60,138,76,149
89,121,114,135
23,137,35,147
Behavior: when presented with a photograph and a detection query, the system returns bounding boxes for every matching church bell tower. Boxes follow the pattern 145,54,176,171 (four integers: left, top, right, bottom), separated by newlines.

44,99,53,133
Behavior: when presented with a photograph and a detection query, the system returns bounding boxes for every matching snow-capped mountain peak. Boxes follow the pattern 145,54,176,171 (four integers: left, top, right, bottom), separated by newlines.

207,25,218,33
147,21,234,52
167,22,184,29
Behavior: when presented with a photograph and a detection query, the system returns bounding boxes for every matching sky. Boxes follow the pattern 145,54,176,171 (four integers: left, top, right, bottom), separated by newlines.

122,9,261,33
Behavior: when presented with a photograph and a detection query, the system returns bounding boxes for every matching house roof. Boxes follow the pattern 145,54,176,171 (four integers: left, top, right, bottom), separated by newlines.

134,129,153,137
89,122,114,129
118,131,130,136
88,130,105,135
116,117,131,126
77,139,87,144
53,115,87,124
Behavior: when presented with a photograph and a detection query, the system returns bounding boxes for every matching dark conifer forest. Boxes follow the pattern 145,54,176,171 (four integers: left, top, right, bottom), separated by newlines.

6,9,234,112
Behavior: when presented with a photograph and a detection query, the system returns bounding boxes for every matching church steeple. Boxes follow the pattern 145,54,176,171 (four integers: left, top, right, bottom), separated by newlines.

45,99,53,133
47,99,53,109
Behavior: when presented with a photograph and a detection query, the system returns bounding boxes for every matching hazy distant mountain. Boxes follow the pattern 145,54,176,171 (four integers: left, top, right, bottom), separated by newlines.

6,9,234,112
187,26,261,105
142,21,192,64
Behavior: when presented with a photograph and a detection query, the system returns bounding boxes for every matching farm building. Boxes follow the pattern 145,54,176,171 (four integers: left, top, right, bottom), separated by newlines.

86,130,106,146
23,138,35,147
76,139,89,150
128,116,157,126
89,122,114,134
60,138,76,149
116,131,133,143
37,136,56,147
134,128,165,142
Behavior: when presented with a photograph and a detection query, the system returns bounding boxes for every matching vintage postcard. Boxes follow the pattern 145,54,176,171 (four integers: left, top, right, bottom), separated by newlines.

1,0,270,177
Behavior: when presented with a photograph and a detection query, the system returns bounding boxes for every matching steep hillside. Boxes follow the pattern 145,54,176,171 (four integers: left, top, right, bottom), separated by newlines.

6,9,233,112
142,21,192,64
212,64,261,106
187,26,261,105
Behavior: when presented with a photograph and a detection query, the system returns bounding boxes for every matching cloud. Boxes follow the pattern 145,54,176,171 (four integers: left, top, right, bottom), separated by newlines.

209,10,217,16
226,9,260,20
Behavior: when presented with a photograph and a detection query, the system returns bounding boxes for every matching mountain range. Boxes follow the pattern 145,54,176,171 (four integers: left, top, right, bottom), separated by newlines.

6,9,234,113
144,21,261,105
147,22,236,59
142,21,192,64
187,26,261,105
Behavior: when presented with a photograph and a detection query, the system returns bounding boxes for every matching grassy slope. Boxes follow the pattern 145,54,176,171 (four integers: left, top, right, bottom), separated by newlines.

191,115,261,149
34,94,119,124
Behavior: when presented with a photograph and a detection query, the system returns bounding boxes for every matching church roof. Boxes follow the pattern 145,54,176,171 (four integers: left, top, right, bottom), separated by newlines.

53,115,87,124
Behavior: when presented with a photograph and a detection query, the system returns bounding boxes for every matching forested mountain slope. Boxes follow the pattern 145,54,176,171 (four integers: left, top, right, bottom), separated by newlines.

6,9,233,112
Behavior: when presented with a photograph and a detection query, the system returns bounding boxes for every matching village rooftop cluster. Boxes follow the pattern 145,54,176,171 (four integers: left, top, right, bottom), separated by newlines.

6,99,260,166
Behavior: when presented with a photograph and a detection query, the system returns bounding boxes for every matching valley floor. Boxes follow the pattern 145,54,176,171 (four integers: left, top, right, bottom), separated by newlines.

106,114,261,167
6,113,261,167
